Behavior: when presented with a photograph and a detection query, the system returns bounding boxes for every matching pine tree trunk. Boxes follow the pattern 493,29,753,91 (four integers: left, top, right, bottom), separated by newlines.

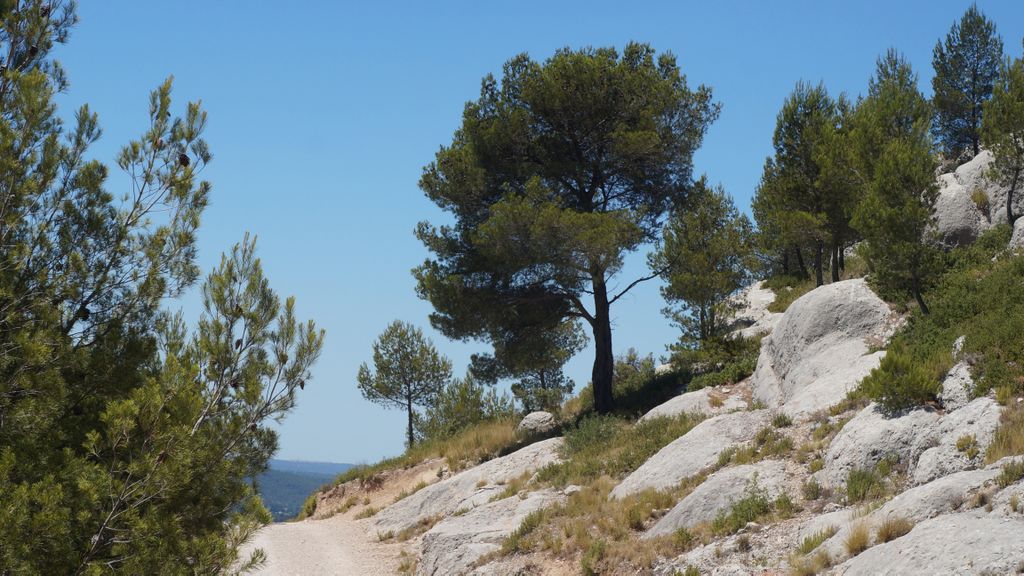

591,279,614,414
1008,167,1019,226
912,276,929,315
831,241,840,283
795,247,809,279
406,395,415,447
782,249,790,276
814,240,824,287
838,243,845,271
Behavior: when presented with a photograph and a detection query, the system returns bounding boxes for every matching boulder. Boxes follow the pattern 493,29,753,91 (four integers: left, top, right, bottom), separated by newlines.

418,490,565,576
644,460,790,538
610,410,770,499
933,173,987,248
1011,217,1024,250
822,403,939,488
938,361,973,411
911,397,1002,485
639,384,747,422
374,437,563,535
833,511,1024,575
515,411,557,436
752,279,899,418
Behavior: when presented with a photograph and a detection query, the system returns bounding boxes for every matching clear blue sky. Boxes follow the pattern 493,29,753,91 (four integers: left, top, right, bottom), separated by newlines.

53,1,1023,463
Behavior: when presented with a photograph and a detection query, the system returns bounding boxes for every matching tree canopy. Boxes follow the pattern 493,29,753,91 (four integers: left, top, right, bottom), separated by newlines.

932,4,1003,158
981,55,1024,226
357,320,452,447
414,43,719,413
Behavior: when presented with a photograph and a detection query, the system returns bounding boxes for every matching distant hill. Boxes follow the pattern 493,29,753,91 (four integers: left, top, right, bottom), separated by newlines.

254,459,353,522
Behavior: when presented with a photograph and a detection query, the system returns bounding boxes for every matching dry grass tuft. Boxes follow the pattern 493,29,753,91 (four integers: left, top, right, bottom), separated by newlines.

875,515,913,543
843,521,871,556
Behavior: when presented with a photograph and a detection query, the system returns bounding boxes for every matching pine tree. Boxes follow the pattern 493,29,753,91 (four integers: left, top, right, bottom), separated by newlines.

932,4,1003,159
981,56,1024,226
650,177,755,345
851,50,940,313
357,321,452,447
0,5,325,571
415,43,719,414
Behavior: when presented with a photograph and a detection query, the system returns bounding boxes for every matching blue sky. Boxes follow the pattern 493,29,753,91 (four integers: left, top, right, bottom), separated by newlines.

54,1,1023,463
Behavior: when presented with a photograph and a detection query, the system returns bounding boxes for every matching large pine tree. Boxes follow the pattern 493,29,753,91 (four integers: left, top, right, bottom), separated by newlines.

414,44,718,414
932,4,1003,159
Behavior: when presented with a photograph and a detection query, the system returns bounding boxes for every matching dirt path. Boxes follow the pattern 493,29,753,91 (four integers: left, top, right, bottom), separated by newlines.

241,514,404,576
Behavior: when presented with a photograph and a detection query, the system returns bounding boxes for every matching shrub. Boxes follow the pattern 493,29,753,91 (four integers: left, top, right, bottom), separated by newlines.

764,275,816,313
971,187,990,214
859,342,938,411
956,434,980,460
773,413,794,428
988,403,1024,463
712,485,773,535
998,460,1024,488
875,515,913,543
802,478,823,501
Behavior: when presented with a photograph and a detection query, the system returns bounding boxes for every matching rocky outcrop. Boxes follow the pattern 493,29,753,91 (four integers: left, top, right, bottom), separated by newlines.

821,403,939,488
374,438,563,535
726,281,782,340
934,172,988,247
515,411,557,437
644,460,790,539
418,490,565,576
833,511,1024,575
752,279,899,418
639,383,748,422
953,150,1022,226
938,361,973,411
1011,217,1024,250
610,410,770,499
911,397,1001,485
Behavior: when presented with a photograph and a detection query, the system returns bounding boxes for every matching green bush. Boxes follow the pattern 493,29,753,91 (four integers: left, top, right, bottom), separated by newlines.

860,342,938,411
711,484,773,535
846,467,882,503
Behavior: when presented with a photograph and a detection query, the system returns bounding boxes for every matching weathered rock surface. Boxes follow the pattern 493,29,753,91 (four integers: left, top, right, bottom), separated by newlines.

374,438,563,534
934,172,987,248
822,403,939,488
752,279,898,418
911,397,1001,485
952,150,1022,227
639,383,747,422
418,490,565,576
938,361,973,411
726,281,782,340
1011,217,1024,250
833,511,1024,575
610,410,770,499
644,460,789,538
515,411,557,437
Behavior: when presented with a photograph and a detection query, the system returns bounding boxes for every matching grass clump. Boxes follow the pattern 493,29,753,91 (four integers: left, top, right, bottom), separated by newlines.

956,434,980,460
788,550,832,576
764,275,816,314
998,460,1024,488
354,506,381,519
843,521,871,556
538,413,702,486
845,467,882,503
988,403,1024,463
875,515,913,542
772,413,794,428
797,526,837,555
711,485,773,535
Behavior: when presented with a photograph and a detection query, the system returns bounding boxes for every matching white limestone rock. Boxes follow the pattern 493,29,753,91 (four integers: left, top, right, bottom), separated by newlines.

644,460,790,538
515,411,557,437
610,410,770,500
752,279,898,418
639,384,747,422
418,490,565,576
933,173,987,248
374,437,563,535
938,361,973,411
822,403,939,488
832,511,1024,575
912,397,1002,485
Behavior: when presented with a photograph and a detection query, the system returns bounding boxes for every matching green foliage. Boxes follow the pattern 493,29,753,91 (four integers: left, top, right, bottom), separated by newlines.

850,50,941,313
932,5,1004,158
537,412,702,486
357,320,452,447
711,484,773,535
998,460,1024,488
860,342,939,411
680,336,760,393
414,42,719,413
845,467,883,503
418,372,515,441
763,275,816,313
981,54,1024,225
567,348,689,419
0,6,326,571
651,178,755,344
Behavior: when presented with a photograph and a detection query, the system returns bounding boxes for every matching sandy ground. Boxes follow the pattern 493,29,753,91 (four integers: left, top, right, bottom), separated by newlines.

241,514,404,576
240,458,445,575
